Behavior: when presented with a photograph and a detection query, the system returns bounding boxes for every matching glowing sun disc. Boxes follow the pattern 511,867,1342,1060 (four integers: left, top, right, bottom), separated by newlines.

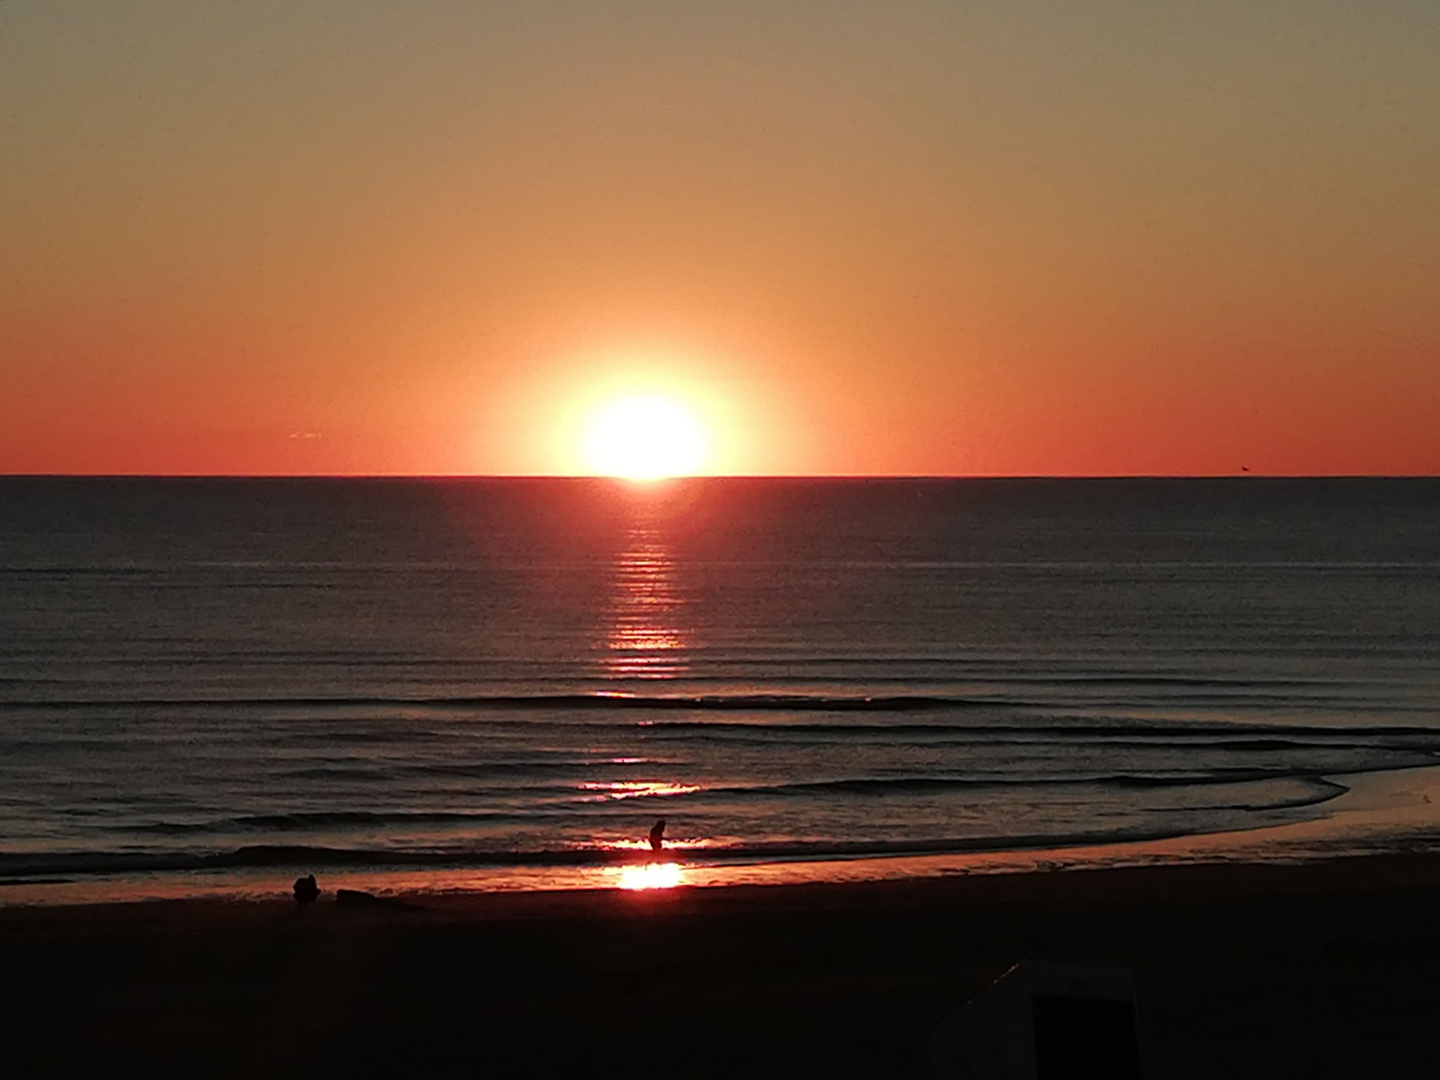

584,396,707,479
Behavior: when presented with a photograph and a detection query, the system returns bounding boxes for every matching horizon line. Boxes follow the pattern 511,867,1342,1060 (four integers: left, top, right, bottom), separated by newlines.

2,473,1436,482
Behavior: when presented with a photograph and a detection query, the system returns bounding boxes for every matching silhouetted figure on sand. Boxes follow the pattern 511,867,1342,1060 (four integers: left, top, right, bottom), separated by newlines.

293,874,320,904
648,818,666,853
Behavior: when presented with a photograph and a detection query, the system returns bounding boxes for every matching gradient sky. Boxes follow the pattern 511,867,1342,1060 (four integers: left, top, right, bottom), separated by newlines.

3,1,1437,475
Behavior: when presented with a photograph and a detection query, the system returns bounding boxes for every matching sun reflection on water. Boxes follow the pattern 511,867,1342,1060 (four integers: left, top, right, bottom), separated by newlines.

603,525,689,679
579,781,702,801
616,862,684,890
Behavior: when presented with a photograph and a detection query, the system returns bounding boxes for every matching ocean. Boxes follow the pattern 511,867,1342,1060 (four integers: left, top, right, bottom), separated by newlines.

2,476,1438,901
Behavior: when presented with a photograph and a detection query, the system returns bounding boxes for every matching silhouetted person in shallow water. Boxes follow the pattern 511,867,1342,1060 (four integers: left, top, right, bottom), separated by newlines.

293,874,319,904
648,819,666,853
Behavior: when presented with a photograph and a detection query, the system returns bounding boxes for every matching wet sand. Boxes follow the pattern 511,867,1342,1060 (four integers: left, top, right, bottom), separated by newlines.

5,853,1440,1078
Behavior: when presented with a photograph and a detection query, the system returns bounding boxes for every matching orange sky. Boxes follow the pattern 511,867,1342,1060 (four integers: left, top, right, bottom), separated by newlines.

2,2,1437,475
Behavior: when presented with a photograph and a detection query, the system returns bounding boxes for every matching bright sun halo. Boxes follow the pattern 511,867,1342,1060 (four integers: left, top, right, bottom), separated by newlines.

584,395,708,480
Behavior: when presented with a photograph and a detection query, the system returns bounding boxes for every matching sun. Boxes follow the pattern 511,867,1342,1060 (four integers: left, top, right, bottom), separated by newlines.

583,395,708,480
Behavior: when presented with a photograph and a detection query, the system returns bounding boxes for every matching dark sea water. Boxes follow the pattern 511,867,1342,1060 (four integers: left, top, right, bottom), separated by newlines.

2,477,1438,898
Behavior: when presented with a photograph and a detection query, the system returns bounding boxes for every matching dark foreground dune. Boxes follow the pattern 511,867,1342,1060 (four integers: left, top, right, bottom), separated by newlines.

4,854,1440,1078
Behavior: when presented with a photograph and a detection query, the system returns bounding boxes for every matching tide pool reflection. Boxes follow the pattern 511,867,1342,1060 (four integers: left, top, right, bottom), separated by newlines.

602,526,689,679
616,862,684,890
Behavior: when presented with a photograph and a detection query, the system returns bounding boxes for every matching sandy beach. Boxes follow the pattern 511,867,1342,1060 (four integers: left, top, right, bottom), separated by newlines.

5,852,1440,1078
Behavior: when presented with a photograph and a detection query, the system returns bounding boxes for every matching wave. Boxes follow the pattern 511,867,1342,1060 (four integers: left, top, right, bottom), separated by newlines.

0,813,1333,883
59,772,1358,841
0,691,1013,712
704,771,1351,799
133,809,527,834
632,721,1440,749
275,757,651,782
4,690,1440,732
0,772,1358,883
